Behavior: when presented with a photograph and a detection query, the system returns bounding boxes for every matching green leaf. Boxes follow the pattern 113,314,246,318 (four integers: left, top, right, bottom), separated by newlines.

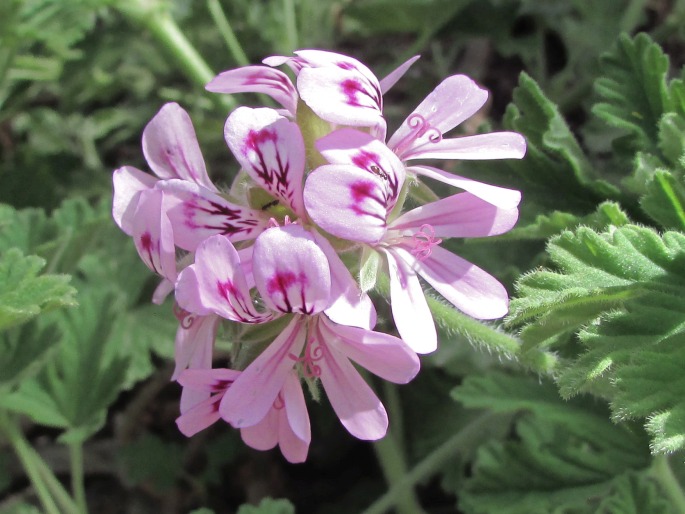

504,201,629,241
1,288,129,440
236,498,295,514
657,113,685,168
640,170,685,230
596,471,677,514
592,33,671,155
453,372,651,514
510,225,685,452
0,321,60,390
0,248,76,330
503,72,619,210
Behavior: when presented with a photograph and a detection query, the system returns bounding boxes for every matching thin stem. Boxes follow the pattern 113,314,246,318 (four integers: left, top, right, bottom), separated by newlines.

372,383,425,514
117,0,235,112
282,0,299,52
651,455,685,513
0,413,60,514
362,412,501,514
206,0,250,67
0,411,79,514
69,442,88,514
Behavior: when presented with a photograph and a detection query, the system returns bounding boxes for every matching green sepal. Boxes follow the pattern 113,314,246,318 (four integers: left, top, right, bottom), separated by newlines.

359,246,381,293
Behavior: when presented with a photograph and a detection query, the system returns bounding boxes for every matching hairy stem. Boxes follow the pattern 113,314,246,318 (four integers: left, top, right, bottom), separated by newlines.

363,412,502,514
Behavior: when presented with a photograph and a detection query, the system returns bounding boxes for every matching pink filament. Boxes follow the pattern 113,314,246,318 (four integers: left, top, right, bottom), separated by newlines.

411,224,442,261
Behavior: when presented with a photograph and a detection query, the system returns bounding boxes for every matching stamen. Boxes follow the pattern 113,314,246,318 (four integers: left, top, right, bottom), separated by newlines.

393,113,443,157
289,338,323,378
411,224,442,261
173,302,197,329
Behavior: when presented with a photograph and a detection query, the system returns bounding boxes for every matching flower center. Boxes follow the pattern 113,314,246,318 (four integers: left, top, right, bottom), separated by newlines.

173,302,197,329
411,224,442,261
289,338,323,378
392,113,443,157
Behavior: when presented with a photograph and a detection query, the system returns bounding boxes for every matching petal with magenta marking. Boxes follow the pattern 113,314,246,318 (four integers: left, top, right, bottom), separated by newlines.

131,189,176,281
142,103,216,190
160,179,268,251
206,66,298,115
252,225,331,315
225,107,306,218
304,165,390,244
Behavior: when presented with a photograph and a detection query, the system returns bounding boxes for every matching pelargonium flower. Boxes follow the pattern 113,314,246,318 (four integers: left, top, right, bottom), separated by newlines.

176,368,310,463
302,76,525,353
205,49,418,137
175,224,419,441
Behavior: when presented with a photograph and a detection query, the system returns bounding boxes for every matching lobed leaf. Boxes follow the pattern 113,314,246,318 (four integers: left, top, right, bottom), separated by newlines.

0,248,76,330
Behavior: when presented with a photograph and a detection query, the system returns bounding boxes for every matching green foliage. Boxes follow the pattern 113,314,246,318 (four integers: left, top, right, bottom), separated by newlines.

236,498,296,514
502,73,620,211
509,224,685,452
453,372,652,514
596,471,677,514
0,248,76,331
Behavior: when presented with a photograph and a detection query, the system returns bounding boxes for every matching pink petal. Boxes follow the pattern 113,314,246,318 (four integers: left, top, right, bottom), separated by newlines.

112,166,156,235
312,232,377,330
314,322,388,440
316,129,405,199
320,316,419,383
224,107,306,218
379,55,420,94
205,66,298,115
281,371,310,446
152,278,175,305
220,317,306,428
304,165,390,244
252,225,331,315
159,179,269,251
382,248,437,354
178,235,272,323
176,395,222,436
409,165,521,209
400,132,526,161
388,75,488,160
400,244,509,319
131,189,176,281
298,66,385,130
240,408,279,451
142,103,216,190
177,368,240,393
294,50,379,83
389,192,519,238
172,314,219,381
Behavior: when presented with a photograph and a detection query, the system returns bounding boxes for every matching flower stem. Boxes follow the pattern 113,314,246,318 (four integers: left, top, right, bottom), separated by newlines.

69,442,88,514
282,0,299,52
206,0,250,67
117,0,235,112
0,411,79,514
372,383,425,514
363,412,501,514
651,455,685,513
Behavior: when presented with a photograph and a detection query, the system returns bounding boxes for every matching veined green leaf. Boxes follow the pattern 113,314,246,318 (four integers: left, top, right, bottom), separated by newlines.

503,73,619,210
592,33,670,155
453,372,651,514
640,170,685,230
510,224,685,452
0,248,76,330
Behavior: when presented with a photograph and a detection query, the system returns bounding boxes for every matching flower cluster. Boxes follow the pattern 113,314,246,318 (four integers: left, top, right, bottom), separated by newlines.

112,50,525,463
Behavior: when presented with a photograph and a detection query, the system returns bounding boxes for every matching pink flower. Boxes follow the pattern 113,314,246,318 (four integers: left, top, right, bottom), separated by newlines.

176,368,310,463
302,76,525,353
175,225,419,440
206,50,418,137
